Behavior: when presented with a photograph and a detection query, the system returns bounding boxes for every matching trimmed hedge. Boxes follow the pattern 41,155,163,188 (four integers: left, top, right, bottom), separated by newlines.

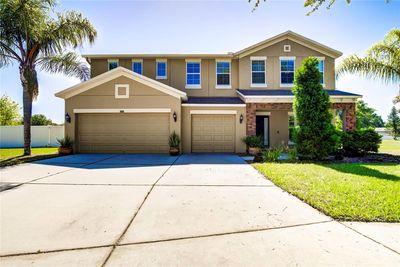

341,129,382,156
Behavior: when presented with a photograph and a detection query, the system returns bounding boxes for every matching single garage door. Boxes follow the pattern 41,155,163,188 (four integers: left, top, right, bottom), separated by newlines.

77,113,170,153
191,114,235,153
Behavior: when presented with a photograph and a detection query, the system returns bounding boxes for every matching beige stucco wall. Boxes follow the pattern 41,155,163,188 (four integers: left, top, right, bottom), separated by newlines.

238,40,335,90
89,39,335,94
181,106,246,153
64,76,182,152
90,58,239,97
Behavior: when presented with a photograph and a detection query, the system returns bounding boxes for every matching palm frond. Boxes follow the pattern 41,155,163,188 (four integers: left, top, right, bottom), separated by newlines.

337,55,400,84
37,52,90,81
41,11,97,56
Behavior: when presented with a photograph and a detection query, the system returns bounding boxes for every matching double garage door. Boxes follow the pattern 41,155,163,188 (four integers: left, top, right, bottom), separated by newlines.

77,113,170,153
77,113,235,153
191,114,235,153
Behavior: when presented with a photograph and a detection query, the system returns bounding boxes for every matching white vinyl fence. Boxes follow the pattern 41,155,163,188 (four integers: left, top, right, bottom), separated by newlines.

0,126,64,148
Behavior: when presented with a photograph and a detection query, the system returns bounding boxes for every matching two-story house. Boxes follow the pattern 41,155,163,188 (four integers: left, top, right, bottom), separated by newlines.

55,31,361,154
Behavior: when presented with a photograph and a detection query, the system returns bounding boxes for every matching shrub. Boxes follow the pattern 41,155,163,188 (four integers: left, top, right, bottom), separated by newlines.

57,136,74,148
168,132,180,148
287,148,298,161
292,57,337,160
263,147,283,162
242,135,263,148
341,129,382,156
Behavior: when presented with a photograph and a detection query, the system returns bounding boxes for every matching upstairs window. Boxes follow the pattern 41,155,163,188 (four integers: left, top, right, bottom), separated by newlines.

251,57,266,87
156,60,167,79
317,58,325,85
280,57,295,86
132,60,142,74
186,61,201,89
108,59,119,70
216,61,231,88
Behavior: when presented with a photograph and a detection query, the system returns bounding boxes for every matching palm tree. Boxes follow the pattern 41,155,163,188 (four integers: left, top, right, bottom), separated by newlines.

0,0,96,155
337,28,400,103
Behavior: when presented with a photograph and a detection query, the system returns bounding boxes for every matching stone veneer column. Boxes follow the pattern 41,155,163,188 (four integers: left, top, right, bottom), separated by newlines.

246,103,256,135
333,103,356,131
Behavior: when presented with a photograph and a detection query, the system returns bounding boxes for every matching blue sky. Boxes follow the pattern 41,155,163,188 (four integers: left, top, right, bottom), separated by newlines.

0,0,399,123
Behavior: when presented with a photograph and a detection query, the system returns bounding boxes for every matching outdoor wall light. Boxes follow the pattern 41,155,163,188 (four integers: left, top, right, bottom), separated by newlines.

65,113,71,123
173,111,177,122
240,114,244,124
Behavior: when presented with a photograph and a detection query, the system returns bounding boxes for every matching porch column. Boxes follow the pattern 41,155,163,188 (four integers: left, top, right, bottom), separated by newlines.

246,103,256,135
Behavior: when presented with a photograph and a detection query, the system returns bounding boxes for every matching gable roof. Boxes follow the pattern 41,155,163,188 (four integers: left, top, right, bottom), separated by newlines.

234,31,343,59
55,67,188,100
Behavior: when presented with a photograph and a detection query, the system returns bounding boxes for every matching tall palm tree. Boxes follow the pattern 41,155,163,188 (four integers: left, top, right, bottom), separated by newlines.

0,0,96,155
337,28,400,103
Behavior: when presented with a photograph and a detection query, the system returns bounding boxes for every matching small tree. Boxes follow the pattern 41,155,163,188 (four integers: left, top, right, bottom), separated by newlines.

293,57,337,160
356,100,385,129
387,106,400,140
31,114,54,125
0,95,21,125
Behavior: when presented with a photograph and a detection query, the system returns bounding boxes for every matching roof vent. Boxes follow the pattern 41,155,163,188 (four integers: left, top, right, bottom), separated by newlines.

284,45,291,52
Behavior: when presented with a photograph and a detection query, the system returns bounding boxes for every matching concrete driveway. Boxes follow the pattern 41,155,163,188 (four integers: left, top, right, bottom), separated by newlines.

0,154,399,266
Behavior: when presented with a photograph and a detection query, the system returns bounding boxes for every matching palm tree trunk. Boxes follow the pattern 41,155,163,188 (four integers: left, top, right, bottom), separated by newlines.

22,86,32,155
19,66,37,156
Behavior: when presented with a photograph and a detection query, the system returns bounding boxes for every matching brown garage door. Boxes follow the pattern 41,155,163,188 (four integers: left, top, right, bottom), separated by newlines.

77,113,170,153
191,114,235,153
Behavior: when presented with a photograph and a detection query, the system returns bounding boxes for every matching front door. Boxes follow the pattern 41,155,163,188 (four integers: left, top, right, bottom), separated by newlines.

256,115,269,147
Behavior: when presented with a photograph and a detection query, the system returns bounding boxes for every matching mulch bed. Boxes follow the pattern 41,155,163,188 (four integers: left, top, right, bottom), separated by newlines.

331,153,400,164
252,153,400,164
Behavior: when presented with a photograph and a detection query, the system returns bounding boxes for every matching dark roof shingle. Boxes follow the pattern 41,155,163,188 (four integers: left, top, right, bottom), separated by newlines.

237,89,361,97
185,97,244,104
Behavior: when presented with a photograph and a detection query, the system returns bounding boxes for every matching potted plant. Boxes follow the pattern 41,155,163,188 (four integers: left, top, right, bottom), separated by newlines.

57,136,74,155
242,135,263,155
168,132,180,156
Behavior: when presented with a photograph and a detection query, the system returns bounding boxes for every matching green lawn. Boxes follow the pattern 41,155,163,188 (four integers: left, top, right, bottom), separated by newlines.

379,139,400,155
0,147,58,161
254,163,400,222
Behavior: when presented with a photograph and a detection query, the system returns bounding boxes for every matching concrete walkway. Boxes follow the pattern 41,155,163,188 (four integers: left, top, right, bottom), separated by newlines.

0,154,399,266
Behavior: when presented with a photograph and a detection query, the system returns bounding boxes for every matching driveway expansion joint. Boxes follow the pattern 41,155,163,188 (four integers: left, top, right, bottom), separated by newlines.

100,155,182,267
0,219,332,258
0,244,113,258
154,184,275,187
115,220,334,248
339,222,400,256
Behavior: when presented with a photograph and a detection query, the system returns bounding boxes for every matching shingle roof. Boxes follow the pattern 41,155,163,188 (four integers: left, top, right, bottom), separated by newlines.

237,89,361,97
185,97,244,104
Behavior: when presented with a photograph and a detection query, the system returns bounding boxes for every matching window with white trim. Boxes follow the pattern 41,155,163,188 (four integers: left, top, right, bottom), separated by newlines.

317,59,325,85
280,57,295,86
132,60,142,74
115,84,129,99
216,61,231,88
186,61,201,88
251,57,266,86
156,60,167,79
108,59,119,70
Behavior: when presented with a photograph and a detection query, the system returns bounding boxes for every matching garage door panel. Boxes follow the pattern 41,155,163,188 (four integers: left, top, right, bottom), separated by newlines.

78,113,169,153
191,114,235,153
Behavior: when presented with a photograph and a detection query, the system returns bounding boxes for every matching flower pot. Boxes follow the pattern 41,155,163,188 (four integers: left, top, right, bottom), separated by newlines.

58,147,73,155
169,147,179,156
248,147,260,156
